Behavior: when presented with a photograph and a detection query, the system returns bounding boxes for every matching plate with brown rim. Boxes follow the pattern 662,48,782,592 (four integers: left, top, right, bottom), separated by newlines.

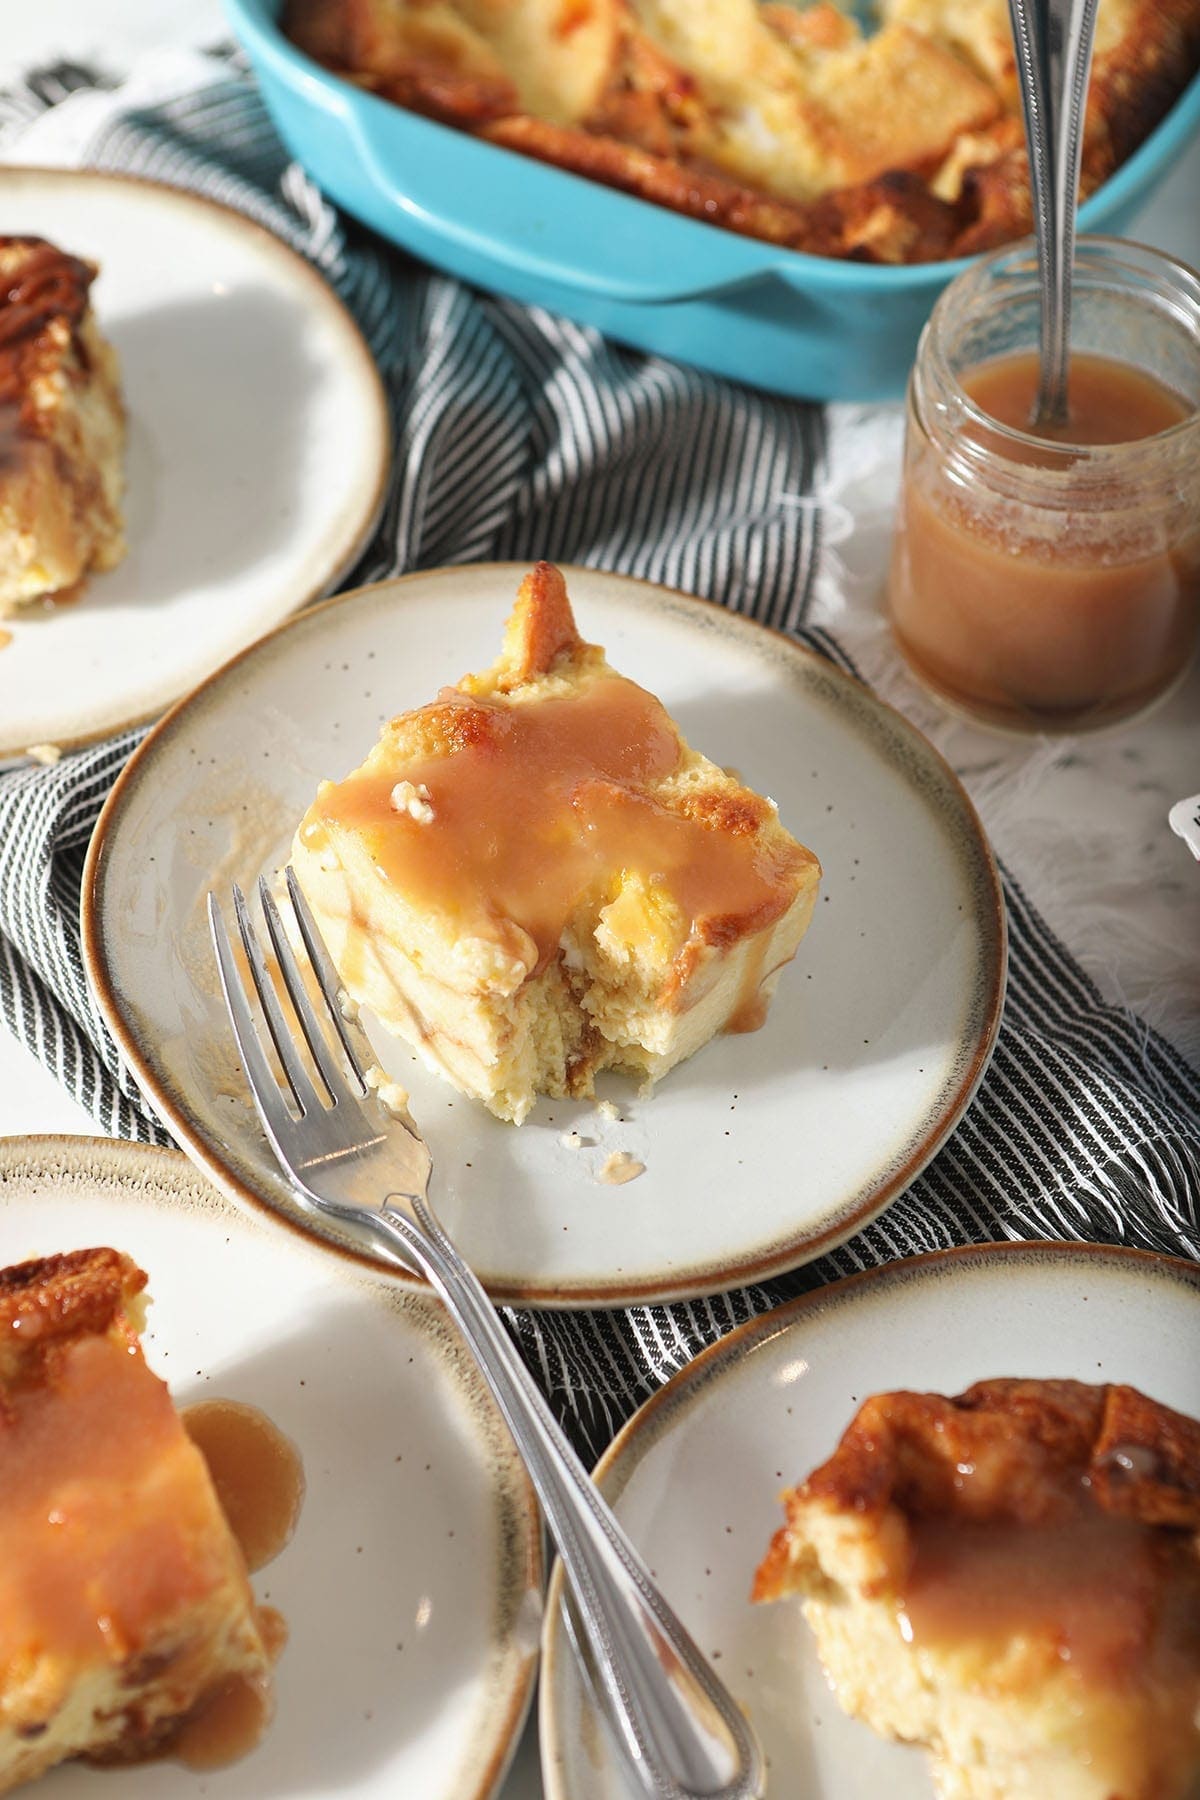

540,1240,1200,1799
0,167,388,762
0,1135,541,1800
83,562,1006,1307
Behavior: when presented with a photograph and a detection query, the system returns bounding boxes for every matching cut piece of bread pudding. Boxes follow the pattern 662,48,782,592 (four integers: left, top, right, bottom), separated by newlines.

0,235,126,615
753,1377,1200,1800
292,562,820,1122
0,1249,270,1794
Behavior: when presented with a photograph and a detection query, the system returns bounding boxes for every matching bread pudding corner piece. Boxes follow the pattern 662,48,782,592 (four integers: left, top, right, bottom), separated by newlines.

0,236,127,618
292,561,820,1124
0,1247,269,1795
753,1378,1200,1800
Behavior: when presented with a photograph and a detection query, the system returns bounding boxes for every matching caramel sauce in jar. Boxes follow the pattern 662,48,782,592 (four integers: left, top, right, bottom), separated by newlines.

963,350,1188,446
888,241,1200,732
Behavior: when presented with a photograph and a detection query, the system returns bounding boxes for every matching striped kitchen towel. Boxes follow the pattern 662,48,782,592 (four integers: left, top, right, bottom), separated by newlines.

1,53,1197,1462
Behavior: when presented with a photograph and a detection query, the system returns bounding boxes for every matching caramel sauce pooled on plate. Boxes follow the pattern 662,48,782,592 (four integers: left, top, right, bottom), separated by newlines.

890,350,1199,730
724,932,774,1034
166,1607,289,1773
145,1402,303,1773
184,1399,306,1574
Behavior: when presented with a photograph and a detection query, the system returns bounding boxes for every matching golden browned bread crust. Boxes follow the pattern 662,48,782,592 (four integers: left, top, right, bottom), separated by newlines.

478,559,588,689
0,236,127,613
0,1248,146,1395
0,1245,142,1337
282,0,1200,263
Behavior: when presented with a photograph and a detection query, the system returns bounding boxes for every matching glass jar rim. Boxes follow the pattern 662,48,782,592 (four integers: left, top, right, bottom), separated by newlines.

921,234,1200,466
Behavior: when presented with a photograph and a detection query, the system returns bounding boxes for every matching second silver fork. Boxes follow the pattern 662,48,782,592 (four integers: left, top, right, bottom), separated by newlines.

210,870,764,1800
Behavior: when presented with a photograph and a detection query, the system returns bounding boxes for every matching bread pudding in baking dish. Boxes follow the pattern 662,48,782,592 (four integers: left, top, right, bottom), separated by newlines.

754,1377,1200,1800
292,562,820,1123
283,0,1200,263
0,1249,271,1793
0,237,126,615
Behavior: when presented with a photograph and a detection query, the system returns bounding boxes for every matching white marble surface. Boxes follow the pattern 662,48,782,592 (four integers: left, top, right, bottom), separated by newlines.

0,13,1197,1800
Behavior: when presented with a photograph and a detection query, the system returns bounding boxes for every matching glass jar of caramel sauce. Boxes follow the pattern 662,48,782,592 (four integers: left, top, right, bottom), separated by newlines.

888,239,1200,732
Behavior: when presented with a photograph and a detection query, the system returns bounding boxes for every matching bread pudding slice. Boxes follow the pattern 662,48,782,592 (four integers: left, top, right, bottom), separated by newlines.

0,236,126,616
0,1249,270,1794
292,562,820,1123
753,1378,1200,1800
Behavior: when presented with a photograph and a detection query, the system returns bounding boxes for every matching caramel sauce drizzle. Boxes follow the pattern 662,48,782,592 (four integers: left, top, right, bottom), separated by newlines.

311,674,803,972
0,1334,218,1667
900,1477,1200,1687
164,1605,289,1773
890,350,1197,727
963,350,1189,451
894,1474,1200,1789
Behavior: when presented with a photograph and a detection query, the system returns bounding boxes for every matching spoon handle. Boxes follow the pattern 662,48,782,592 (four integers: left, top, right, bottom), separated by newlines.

1007,0,1100,426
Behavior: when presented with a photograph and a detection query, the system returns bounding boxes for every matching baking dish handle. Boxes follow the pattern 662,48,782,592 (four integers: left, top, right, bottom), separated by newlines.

349,105,781,306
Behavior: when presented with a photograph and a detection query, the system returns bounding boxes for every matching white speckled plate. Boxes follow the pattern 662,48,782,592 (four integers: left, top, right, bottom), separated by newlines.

0,1136,541,1800
83,563,1005,1307
541,1241,1200,1800
0,167,388,760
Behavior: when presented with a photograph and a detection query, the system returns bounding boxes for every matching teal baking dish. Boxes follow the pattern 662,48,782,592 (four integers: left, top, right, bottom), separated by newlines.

224,0,1200,400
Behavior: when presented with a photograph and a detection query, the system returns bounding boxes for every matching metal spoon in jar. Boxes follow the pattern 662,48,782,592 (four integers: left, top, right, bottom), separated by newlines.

1007,0,1101,428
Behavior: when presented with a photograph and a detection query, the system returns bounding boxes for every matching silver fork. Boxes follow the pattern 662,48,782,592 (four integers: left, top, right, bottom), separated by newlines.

209,870,764,1800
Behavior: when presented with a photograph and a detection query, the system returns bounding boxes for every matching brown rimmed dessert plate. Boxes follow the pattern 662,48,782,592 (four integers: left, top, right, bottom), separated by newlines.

83,562,1005,1308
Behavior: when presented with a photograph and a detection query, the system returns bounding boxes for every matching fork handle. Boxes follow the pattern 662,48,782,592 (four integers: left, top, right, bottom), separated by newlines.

368,1199,763,1800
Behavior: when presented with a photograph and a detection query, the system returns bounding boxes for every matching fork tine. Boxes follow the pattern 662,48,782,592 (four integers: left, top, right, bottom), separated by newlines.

256,874,360,1104
284,866,369,1089
208,894,301,1155
231,885,325,1117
